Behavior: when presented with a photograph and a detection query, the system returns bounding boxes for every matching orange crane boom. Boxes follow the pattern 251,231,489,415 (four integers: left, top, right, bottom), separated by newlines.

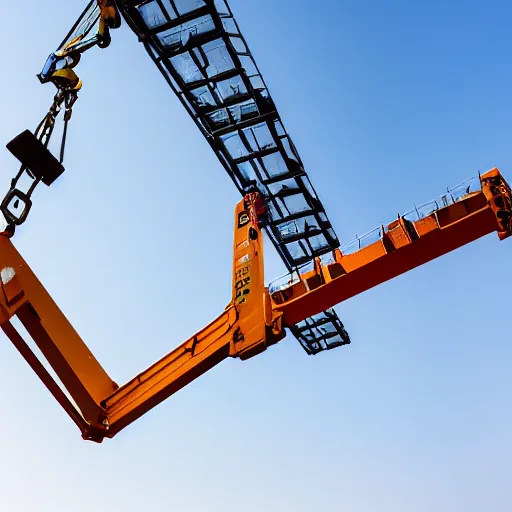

0,167,509,441
272,168,511,325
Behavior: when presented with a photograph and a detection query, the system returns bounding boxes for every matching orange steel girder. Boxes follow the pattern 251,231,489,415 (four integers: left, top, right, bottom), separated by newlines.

0,192,283,441
273,168,512,325
0,169,509,441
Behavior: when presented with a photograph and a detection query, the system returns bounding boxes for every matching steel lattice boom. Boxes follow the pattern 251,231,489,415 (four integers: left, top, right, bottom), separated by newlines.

115,0,350,352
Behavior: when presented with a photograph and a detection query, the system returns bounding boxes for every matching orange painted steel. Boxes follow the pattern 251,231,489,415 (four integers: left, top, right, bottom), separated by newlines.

272,168,511,326
0,233,116,429
103,197,285,439
103,308,236,439
0,193,283,441
0,169,509,441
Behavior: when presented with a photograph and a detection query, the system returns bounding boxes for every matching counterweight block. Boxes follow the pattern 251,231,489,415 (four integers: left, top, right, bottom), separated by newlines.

7,130,64,186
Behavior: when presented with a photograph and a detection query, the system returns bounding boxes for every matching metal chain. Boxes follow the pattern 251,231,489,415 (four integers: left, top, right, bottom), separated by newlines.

60,91,78,163
0,0,120,231
1,88,78,228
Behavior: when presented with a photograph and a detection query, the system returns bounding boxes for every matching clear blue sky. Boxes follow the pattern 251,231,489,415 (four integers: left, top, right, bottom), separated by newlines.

0,1,510,510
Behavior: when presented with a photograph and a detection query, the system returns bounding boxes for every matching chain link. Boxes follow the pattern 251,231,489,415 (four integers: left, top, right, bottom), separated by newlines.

1,88,78,228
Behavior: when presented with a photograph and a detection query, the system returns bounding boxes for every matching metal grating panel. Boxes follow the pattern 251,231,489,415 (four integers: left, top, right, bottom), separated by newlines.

116,0,348,354
116,0,339,267
290,309,351,356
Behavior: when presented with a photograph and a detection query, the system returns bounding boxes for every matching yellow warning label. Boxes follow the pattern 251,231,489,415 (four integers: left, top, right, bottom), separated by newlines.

234,264,251,305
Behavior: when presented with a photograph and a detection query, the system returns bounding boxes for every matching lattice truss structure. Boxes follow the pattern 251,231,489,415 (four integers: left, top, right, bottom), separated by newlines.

116,0,350,353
